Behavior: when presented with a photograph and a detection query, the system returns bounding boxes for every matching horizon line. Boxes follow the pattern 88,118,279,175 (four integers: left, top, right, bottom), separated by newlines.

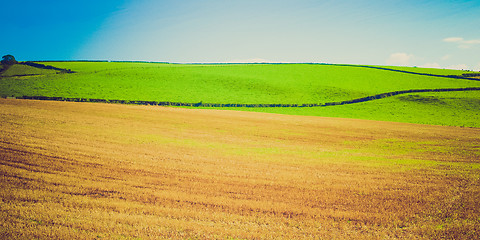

13,60,479,71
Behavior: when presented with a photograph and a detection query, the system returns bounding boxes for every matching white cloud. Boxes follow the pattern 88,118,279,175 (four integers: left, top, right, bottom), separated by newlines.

386,53,414,66
443,37,480,49
443,37,464,42
441,54,451,61
420,63,441,69
464,39,480,44
447,64,469,70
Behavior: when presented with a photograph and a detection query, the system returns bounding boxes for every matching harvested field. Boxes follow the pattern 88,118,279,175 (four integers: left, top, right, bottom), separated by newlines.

1,99,479,239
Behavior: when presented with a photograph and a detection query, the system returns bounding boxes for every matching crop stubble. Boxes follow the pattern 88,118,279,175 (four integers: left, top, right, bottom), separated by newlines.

0,99,479,239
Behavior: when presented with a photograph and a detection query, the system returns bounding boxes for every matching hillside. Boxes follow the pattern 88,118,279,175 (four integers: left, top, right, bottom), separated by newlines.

0,64,59,77
0,61,479,127
1,98,479,239
221,91,480,127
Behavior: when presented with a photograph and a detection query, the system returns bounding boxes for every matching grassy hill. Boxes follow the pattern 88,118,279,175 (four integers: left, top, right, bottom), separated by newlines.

0,64,59,77
373,65,472,75
225,91,480,127
0,61,479,127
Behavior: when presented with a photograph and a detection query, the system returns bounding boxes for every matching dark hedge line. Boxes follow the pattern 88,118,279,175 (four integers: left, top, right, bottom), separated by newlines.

463,73,480,77
322,87,480,106
328,64,480,81
19,62,75,73
6,87,480,108
14,61,479,80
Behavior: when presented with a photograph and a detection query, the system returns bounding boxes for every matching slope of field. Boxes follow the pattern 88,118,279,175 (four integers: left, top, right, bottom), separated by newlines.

1,62,479,104
0,64,59,77
219,91,480,128
1,99,479,239
1,62,479,127
374,65,475,76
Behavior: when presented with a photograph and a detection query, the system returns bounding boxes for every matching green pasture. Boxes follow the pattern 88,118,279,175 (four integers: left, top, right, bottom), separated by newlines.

372,65,473,75
0,64,58,77
1,62,479,103
1,61,479,127
217,91,480,128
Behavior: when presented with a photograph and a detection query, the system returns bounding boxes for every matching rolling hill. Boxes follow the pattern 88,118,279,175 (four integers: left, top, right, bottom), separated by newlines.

1,61,479,127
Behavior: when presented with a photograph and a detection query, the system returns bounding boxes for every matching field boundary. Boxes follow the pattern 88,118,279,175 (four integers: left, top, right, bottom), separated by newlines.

0,62,76,78
11,61,480,80
19,62,75,73
4,87,480,108
326,64,480,81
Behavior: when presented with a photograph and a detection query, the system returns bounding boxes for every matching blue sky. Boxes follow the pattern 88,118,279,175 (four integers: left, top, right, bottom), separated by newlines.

2,0,480,70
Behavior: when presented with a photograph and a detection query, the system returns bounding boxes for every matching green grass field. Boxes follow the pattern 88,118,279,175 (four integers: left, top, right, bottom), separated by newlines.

0,64,58,77
216,91,480,127
1,61,479,127
372,65,474,75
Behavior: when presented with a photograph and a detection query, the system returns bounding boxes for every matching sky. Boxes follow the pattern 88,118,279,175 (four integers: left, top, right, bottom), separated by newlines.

2,0,480,70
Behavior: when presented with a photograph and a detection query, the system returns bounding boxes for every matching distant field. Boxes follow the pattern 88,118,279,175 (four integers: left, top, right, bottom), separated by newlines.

0,64,58,77
1,61,479,127
1,62,478,104
1,99,479,239
372,65,474,75
217,91,480,128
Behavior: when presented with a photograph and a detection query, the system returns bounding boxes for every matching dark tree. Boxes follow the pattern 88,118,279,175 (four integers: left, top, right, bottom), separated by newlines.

1,55,18,65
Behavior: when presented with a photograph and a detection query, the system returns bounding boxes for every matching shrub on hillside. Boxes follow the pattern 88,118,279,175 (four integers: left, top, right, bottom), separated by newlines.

1,55,18,65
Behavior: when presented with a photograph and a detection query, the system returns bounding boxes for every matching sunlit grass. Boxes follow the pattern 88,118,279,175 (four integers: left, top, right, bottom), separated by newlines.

0,64,58,77
376,65,474,75
1,62,479,127
220,91,480,127
1,62,479,104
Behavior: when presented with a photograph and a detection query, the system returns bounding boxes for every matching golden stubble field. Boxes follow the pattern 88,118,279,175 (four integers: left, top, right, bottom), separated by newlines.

1,98,479,239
